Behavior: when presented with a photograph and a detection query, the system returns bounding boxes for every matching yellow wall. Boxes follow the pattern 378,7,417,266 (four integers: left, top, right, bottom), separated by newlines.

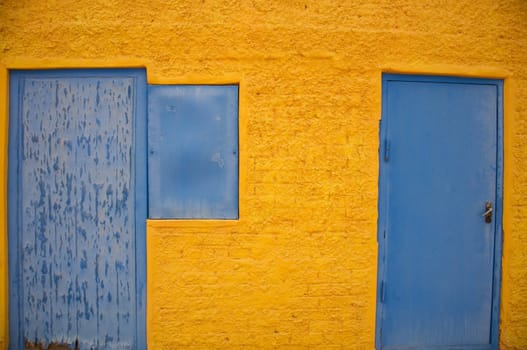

1,1,527,349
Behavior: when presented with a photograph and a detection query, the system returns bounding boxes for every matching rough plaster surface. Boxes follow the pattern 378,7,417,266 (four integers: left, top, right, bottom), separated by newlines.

0,1,526,349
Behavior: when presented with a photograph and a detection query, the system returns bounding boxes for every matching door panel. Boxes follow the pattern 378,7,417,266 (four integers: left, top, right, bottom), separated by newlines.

376,75,503,350
148,85,239,219
9,69,147,349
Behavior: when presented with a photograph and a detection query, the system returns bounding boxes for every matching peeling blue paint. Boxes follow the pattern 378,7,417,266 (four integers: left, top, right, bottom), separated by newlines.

9,69,147,349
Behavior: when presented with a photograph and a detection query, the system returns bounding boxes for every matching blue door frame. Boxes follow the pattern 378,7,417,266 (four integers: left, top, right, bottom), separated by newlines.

8,69,147,349
375,74,504,350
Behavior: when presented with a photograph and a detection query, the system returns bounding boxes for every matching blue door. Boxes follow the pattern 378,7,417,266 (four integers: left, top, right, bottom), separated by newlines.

8,69,147,349
376,75,503,350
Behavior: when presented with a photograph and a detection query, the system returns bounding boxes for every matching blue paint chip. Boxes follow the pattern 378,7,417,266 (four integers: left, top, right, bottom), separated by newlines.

148,85,239,219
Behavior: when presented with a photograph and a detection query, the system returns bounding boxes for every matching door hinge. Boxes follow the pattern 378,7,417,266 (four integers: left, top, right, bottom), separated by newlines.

378,229,386,243
380,281,386,303
384,139,390,161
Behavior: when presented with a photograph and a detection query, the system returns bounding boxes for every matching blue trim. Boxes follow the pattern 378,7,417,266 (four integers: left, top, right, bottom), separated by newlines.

382,73,502,86
7,68,148,349
375,79,390,349
381,345,502,350
8,70,23,350
133,70,148,350
490,80,504,350
375,74,504,350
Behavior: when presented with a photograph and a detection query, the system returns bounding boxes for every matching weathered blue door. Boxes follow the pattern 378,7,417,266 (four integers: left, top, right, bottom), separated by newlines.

376,75,503,350
8,69,147,349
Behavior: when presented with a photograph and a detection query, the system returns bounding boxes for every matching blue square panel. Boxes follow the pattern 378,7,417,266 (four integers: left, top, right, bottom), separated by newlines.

148,85,239,219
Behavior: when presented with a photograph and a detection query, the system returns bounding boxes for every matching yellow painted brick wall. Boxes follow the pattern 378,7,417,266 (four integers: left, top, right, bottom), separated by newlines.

1,1,527,349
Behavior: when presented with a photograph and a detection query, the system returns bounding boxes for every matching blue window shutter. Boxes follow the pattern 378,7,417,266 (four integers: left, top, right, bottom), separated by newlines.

148,85,239,219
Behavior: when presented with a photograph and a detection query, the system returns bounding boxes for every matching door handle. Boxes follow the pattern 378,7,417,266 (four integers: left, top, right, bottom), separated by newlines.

482,201,492,223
